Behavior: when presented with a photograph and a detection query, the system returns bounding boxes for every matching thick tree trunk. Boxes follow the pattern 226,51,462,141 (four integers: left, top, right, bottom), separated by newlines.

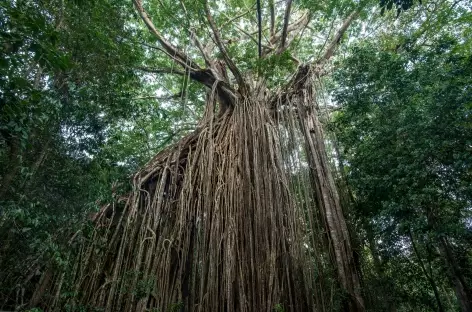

31,66,365,311
36,90,341,312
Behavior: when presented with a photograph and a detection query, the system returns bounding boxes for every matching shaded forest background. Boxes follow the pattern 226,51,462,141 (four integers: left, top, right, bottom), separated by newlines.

1,0,471,311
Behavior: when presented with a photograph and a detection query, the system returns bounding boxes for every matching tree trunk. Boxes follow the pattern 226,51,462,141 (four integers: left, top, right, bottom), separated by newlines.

426,206,472,312
439,237,472,312
35,89,342,311
408,230,445,312
32,67,365,311
0,136,21,199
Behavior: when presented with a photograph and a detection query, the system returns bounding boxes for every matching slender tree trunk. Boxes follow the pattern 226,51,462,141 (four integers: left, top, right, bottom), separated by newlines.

426,206,472,311
0,136,21,199
22,137,51,191
438,237,472,312
408,230,445,312
365,223,382,276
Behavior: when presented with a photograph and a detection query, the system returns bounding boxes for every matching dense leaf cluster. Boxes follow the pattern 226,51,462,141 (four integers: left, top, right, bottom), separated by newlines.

0,0,168,307
332,37,472,311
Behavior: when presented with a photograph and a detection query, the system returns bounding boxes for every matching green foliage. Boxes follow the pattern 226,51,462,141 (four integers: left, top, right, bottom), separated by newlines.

332,35,472,310
380,0,419,16
0,0,163,308
274,303,285,312
256,50,296,85
1,0,471,310
169,301,184,312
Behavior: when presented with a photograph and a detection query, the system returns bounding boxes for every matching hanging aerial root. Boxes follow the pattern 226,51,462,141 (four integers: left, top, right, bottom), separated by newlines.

274,67,364,311
33,75,354,312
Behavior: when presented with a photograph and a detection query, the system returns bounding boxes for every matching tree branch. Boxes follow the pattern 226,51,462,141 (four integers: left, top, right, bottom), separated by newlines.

134,0,237,106
270,9,361,111
278,0,293,53
263,12,309,56
137,66,186,76
317,10,359,63
134,90,186,101
257,0,262,58
269,0,275,38
221,5,255,28
178,0,216,70
133,0,200,71
203,0,247,92
314,18,336,60
190,30,214,70
268,13,308,46
279,13,310,55
234,25,272,50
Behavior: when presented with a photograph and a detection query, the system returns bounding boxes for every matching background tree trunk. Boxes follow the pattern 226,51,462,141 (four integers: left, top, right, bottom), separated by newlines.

439,237,472,312
0,136,21,199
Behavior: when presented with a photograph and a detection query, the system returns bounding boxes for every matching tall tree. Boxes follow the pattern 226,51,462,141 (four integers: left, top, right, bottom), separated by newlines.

30,0,368,311
332,29,472,312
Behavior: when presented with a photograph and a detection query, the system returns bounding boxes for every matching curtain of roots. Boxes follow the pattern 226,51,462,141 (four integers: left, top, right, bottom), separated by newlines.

34,73,348,312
